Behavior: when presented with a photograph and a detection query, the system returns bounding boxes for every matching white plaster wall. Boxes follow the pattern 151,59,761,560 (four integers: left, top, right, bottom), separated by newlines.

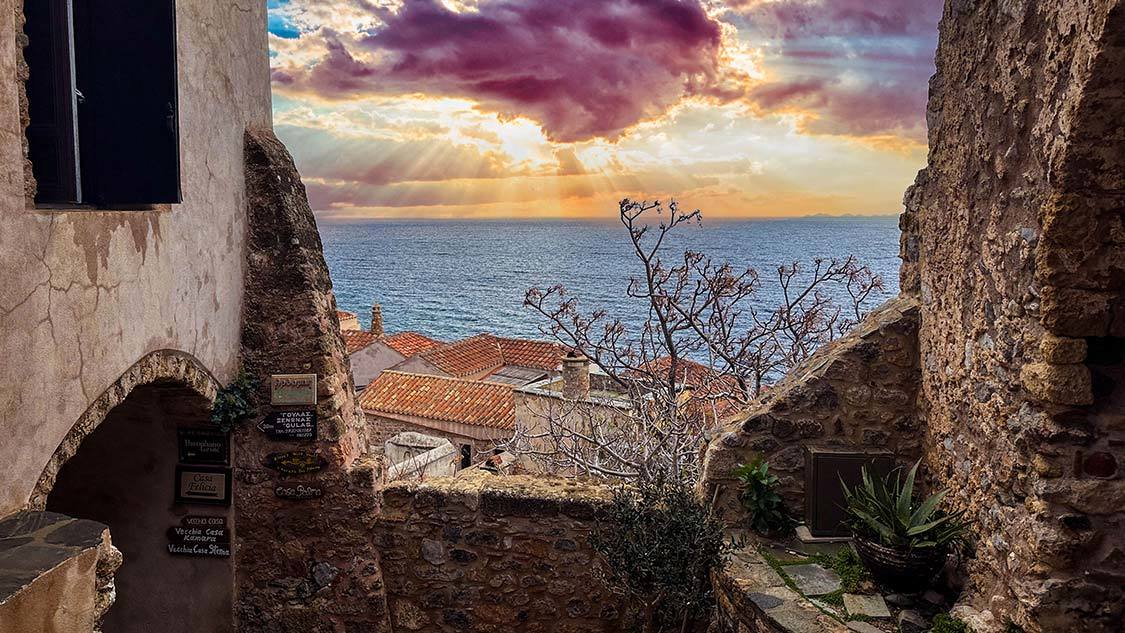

349,342,404,389
0,0,271,514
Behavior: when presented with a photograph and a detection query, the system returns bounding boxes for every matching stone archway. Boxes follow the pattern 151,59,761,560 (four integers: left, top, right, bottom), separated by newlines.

31,350,234,633
30,350,219,510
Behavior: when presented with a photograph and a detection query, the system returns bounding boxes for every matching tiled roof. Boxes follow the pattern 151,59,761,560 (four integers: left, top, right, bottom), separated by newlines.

384,332,443,357
342,330,379,354
420,334,563,377
420,334,505,377
495,337,564,371
337,309,357,320
358,371,515,430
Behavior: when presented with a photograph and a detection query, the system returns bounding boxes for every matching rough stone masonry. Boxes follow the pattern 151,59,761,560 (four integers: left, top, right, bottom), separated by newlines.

900,1,1125,630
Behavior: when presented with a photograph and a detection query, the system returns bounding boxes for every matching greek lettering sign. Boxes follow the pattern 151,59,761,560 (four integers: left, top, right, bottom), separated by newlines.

264,450,327,475
274,483,324,500
259,409,317,441
166,516,231,558
174,465,232,506
270,374,317,406
177,427,229,465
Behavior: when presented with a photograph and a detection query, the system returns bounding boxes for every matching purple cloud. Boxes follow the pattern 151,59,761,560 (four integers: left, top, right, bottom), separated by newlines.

273,0,742,142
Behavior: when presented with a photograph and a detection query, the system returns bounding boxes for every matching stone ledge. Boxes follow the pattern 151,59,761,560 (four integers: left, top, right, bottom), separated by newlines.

381,471,616,521
713,535,848,633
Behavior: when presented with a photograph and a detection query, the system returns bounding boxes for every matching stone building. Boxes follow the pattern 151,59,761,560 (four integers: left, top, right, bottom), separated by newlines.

0,1,389,631
359,370,515,464
344,329,443,389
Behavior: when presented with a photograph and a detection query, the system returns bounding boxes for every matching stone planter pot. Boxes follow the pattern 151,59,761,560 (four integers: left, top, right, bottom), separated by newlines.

853,537,948,592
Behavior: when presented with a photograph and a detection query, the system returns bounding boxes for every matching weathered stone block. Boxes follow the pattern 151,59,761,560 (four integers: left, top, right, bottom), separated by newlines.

1040,335,1088,364
1021,362,1093,406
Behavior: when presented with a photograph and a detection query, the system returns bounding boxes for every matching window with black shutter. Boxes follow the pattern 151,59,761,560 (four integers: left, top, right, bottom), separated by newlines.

23,0,181,206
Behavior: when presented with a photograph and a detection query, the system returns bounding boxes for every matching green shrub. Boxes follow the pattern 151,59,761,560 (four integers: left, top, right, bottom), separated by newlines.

841,459,966,550
591,476,729,633
210,372,259,432
932,613,969,633
732,458,795,535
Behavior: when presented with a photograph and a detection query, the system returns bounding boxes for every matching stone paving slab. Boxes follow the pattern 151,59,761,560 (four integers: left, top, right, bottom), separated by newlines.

843,593,891,618
787,563,842,596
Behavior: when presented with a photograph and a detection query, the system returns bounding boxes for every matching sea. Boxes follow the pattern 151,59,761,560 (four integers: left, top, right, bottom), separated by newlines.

319,217,903,342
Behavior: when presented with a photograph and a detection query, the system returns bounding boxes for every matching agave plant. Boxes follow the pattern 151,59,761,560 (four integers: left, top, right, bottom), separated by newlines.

841,460,965,550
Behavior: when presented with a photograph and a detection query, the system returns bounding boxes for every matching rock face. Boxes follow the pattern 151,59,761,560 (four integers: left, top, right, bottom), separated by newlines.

233,129,391,632
377,474,627,633
900,2,1125,630
699,296,922,520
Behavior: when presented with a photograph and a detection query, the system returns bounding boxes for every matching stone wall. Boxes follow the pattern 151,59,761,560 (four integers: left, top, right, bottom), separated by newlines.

901,2,1125,630
377,473,627,633
699,296,921,522
232,129,390,633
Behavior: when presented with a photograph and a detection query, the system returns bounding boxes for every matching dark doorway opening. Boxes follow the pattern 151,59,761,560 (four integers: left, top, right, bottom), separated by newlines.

46,381,233,633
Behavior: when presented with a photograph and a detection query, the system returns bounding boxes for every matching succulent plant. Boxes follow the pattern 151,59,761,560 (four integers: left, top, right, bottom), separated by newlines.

841,459,966,550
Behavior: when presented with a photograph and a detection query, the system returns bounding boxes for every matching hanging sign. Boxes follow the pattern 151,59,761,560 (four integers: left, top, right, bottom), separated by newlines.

259,409,317,441
274,482,324,501
166,516,231,558
264,450,327,475
270,374,317,406
174,465,232,506
177,427,229,465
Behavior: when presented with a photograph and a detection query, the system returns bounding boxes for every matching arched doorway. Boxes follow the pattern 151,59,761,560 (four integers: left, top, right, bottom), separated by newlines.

42,359,234,633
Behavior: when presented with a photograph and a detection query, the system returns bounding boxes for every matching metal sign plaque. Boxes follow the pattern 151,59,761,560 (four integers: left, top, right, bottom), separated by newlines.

259,409,317,441
177,427,229,465
264,450,327,475
166,516,231,558
270,374,317,406
174,465,232,506
274,483,324,501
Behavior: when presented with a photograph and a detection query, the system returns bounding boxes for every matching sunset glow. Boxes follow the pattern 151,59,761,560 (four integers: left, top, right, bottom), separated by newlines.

268,0,940,219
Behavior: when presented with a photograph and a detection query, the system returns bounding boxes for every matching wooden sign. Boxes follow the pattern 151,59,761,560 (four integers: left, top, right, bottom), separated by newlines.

166,516,230,558
264,450,327,475
274,482,324,500
177,427,229,465
259,409,317,441
270,374,317,406
174,465,232,506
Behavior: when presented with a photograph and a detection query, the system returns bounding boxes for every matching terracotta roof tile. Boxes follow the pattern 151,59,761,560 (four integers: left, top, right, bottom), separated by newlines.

495,337,564,372
384,331,444,357
342,330,379,354
420,334,505,377
420,334,563,377
337,309,357,320
358,371,514,430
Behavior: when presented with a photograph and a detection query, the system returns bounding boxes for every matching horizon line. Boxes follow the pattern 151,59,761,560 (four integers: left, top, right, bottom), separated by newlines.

313,211,905,223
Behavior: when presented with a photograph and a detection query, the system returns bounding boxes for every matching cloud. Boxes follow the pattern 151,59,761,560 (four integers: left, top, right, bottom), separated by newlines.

272,0,750,142
726,0,941,37
747,74,927,139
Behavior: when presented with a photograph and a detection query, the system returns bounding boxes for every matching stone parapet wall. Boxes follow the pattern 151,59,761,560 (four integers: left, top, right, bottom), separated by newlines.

0,512,120,633
699,296,921,522
377,473,626,632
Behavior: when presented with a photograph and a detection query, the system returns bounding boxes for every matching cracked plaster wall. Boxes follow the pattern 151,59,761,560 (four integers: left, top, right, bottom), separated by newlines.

0,0,271,515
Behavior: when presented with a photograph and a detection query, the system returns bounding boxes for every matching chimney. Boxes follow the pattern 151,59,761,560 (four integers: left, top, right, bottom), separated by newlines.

561,351,590,400
371,303,384,337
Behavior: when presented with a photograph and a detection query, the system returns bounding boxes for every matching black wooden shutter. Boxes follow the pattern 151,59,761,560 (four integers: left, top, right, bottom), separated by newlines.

75,0,181,205
25,0,79,204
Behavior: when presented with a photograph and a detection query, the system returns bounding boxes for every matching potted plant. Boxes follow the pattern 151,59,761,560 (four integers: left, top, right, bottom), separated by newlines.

841,460,965,592
733,458,795,536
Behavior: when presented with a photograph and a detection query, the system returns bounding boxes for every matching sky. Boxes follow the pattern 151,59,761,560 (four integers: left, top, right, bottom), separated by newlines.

267,0,942,220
